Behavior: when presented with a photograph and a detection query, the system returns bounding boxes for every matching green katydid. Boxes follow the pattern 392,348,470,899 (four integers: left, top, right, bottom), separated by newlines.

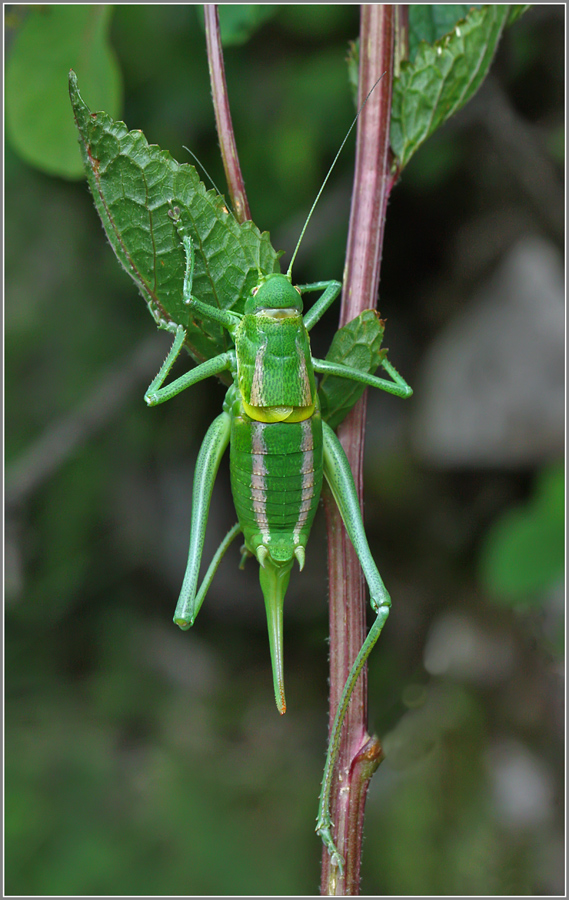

70,70,411,872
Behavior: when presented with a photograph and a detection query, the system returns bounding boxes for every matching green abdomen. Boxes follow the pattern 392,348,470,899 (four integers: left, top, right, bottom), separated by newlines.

230,408,324,562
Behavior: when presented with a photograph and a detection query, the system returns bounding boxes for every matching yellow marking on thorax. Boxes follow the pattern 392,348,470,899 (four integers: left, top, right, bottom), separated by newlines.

241,398,315,423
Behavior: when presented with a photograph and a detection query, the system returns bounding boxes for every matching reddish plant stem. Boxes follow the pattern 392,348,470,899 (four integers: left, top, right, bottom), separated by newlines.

321,6,395,895
204,5,251,223
204,2,396,891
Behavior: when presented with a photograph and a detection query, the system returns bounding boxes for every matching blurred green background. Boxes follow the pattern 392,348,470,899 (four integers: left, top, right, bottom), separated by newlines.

5,5,564,895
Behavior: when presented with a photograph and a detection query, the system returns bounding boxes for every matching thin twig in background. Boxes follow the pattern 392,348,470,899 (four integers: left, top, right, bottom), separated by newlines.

5,336,166,510
204,5,251,223
478,75,564,243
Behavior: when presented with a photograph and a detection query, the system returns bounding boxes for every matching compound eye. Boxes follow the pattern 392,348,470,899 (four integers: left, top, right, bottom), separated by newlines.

251,286,259,297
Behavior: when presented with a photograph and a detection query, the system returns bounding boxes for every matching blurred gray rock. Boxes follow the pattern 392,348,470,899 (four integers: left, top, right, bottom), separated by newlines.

423,611,516,685
412,236,564,467
485,738,555,829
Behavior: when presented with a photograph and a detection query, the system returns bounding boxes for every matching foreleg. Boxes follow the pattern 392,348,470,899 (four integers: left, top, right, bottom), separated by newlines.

298,280,342,332
144,325,235,406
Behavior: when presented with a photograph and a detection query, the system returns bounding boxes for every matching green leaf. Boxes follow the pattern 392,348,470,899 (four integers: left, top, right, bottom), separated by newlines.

408,6,483,62
506,5,531,27
479,462,564,603
69,72,281,370
218,5,278,45
6,7,121,179
391,5,525,169
318,310,387,430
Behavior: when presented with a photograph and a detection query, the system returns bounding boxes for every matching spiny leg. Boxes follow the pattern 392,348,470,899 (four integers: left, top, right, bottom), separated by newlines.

173,220,242,334
145,326,235,406
315,352,410,854
312,355,413,399
321,421,391,613
145,227,241,406
174,411,232,628
315,614,388,874
145,325,186,400
316,421,392,872
191,522,242,617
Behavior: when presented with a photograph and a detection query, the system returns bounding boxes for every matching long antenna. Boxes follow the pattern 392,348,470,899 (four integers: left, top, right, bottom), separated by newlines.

183,145,232,213
286,73,385,280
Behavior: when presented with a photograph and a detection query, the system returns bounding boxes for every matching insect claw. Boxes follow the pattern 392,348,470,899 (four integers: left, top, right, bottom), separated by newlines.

257,545,269,568
294,546,305,571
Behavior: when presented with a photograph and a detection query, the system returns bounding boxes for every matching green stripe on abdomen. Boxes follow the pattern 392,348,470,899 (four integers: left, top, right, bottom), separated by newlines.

230,410,324,560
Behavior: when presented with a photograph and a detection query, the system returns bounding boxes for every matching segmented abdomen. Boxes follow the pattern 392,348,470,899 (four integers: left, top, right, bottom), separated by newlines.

230,410,324,560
